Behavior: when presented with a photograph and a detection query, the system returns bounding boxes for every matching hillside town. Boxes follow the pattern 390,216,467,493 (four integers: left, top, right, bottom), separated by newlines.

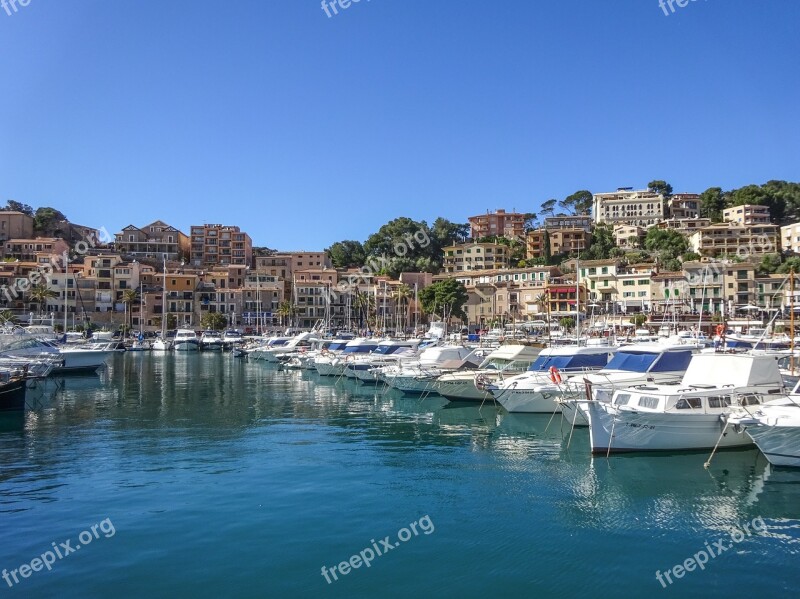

1,182,800,337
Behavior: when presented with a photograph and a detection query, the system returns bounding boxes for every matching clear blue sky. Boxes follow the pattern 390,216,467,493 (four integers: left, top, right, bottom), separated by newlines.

1,0,797,250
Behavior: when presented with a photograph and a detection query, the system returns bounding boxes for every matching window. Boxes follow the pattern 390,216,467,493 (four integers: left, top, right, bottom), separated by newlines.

614,393,631,406
708,396,732,408
676,397,703,410
623,280,635,287
638,396,660,409
601,267,608,274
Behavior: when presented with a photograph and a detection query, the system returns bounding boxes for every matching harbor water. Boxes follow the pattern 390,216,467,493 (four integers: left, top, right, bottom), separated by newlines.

1,353,798,598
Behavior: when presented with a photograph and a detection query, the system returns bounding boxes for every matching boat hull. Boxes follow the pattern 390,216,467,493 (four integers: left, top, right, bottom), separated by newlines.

586,403,751,454
495,387,562,413
744,425,800,467
0,378,26,412
174,341,200,352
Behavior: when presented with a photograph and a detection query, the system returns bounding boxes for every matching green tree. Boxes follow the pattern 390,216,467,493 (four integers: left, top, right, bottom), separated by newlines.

277,300,296,327
629,314,647,327
523,213,538,233
29,281,58,315
777,257,800,274
326,240,366,268
201,312,228,330
419,279,468,322
540,199,557,218
2,200,34,216
699,187,726,222
648,180,673,198
33,207,67,233
583,225,614,260
643,228,689,266
728,183,786,223
0,309,16,324
757,253,783,275
560,190,593,215
558,317,575,331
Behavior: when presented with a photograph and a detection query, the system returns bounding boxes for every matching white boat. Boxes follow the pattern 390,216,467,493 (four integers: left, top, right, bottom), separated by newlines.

173,329,200,352
727,381,800,467
558,341,701,426
312,339,363,375
345,339,421,382
434,344,543,403
200,330,224,351
581,353,784,454
152,336,172,352
488,345,615,413
382,346,483,394
250,332,318,362
314,338,381,376
222,330,244,350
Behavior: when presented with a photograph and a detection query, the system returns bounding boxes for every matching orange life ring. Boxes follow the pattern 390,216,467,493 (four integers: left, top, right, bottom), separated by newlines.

715,324,725,336
549,366,562,384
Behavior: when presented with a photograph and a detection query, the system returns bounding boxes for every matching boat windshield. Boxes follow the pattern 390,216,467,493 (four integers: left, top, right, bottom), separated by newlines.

602,350,693,373
343,344,379,354
374,345,411,355
327,342,349,351
529,353,609,371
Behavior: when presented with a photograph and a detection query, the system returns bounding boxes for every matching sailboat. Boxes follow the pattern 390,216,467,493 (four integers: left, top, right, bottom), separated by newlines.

152,257,172,351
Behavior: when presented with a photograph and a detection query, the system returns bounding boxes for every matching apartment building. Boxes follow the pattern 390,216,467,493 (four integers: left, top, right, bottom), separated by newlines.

549,229,590,255
543,215,592,232
190,224,252,268
668,194,701,219
615,264,654,313
0,211,34,243
650,272,689,313
82,254,142,313
164,272,198,326
526,230,547,260
755,274,786,312
723,204,771,225
613,225,645,250
654,218,712,235
781,222,800,254
468,209,526,239
115,220,190,261
449,266,560,324
442,242,510,273
682,261,726,314
545,277,589,316
723,263,758,307
3,238,69,262
593,188,666,227
688,223,779,258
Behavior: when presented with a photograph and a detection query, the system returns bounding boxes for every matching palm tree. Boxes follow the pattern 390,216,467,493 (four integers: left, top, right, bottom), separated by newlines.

277,300,296,328
0,309,15,326
121,289,138,333
534,293,548,317
29,282,58,315
392,284,412,331
354,290,376,331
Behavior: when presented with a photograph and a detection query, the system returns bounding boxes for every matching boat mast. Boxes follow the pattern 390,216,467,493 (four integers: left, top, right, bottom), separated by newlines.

575,254,580,345
162,256,167,339
789,268,794,376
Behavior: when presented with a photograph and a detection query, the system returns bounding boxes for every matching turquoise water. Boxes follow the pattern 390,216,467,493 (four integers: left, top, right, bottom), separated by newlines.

1,353,798,598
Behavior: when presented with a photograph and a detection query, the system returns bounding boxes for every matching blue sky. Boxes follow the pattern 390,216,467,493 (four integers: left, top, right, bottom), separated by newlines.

0,0,797,250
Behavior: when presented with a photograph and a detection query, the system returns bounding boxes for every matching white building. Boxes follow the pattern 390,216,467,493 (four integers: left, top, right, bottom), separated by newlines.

593,188,666,227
